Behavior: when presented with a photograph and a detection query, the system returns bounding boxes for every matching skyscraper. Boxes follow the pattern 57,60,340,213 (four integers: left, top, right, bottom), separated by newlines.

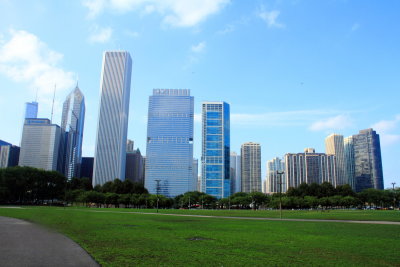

325,133,346,186
352,128,384,192
24,101,38,119
61,85,85,179
285,148,336,190
201,101,230,198
241,142,261,193
230,151,241,194
265,157,285,194
126,148,144,184
0,142,20,168
344,136,356,190
93,51,132,186
19,118,63,172
145,89,194,197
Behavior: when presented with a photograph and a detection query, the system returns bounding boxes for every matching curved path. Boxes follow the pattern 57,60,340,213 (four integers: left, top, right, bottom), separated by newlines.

0,216,99,267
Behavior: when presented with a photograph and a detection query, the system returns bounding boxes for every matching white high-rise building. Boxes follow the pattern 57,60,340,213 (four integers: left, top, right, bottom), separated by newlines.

93,51,132,186
61,85,85,179
325,133,346,186
241,142,261,193
19,118,62,171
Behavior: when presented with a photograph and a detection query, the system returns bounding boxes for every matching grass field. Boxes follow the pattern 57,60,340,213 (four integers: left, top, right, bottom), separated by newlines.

0,206,399,266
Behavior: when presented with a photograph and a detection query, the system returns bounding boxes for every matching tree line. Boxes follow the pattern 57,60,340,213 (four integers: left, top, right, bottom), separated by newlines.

1,166,399,209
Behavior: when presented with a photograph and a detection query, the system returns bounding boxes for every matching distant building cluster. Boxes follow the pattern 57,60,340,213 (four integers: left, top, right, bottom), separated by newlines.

1,50,384,198
263,130,384,194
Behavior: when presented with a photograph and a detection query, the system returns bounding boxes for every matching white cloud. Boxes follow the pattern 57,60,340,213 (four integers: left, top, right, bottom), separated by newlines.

371,115,400,146
191,41,206,53
217,24,234,35
309,115,353,131
82,0,230,27
88,26,113,43
0,29,75,97
258,8,284,28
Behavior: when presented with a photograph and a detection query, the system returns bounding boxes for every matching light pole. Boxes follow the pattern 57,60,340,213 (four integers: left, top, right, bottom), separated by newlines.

391,182,396,209
155,179,161,213
277,171,284,219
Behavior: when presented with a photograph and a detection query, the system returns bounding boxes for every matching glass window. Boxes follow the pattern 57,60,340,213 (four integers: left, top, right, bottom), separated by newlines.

206,150,222,156
206,135,222,141
206,120,220,126
206,180,222,187
206,165,222,172
207,127,222,134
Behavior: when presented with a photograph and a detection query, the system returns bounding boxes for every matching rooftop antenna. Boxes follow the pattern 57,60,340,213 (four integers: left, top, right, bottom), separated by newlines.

50,84,56,123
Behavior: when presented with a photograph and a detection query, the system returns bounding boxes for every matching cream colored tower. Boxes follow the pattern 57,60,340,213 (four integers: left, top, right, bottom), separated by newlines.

325,133,346,186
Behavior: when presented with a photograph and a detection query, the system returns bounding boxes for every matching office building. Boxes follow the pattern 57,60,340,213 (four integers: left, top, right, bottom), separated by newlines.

93,51,132,186
19,118,63,172
230,151,241,194
344,136,356,190
201,101,230,198
80,157,94,179
285,148,336,190
325,133,346,186
145,89,194,197
193,159,198,192
265,157,285,194
127,139,134,152
61,85,85,179
24,101,38,119
352,129,384,192
126,148,144,184
241,142,261,192
0,142,20,168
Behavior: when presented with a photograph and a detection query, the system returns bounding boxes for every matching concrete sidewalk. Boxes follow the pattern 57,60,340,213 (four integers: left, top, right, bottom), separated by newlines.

0,216,99,267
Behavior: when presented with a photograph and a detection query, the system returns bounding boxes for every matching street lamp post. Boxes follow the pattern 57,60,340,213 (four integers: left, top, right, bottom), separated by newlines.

277,171,284,219
392,182,396,209
155,179,161,213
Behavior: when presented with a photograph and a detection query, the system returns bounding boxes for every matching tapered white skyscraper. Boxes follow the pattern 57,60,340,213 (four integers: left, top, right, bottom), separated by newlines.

325,133,346,186
93,51,132,186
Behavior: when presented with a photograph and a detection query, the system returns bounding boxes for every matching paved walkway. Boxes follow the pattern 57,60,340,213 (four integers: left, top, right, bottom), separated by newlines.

84,209,400,225
0,216,99,267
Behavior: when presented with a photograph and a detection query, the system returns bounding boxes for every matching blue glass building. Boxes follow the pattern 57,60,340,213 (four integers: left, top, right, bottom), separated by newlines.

145,89,194,197
201,102,230,198
24,101,38,119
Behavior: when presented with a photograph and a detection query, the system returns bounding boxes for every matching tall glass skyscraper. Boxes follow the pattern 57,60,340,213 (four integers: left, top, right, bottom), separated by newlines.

93,51,132,186
61,85,85,179
230,151,241,194
344,136,356,190
24,101,38,119
265,157,285,194
241,142,261,192
201,102,230,198
352,128,384,192
145,89,194,197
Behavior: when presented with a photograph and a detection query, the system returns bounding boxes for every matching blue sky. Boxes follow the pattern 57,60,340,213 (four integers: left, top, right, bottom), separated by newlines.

0,0,399,188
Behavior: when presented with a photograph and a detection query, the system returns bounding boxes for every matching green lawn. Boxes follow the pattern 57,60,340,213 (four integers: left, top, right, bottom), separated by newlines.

0,206,399,266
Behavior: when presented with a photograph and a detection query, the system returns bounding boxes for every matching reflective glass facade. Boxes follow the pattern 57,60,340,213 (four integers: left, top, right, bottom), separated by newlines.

344,136,356,190
265,157,285,194
201,102,230,198
145,89,194,197
61,85,85,179
24,101,38,119
353,129,384,192
93,51,132,186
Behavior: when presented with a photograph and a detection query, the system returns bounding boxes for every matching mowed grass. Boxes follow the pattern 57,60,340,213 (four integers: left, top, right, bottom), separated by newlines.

98,207,400,222
0,207,399,267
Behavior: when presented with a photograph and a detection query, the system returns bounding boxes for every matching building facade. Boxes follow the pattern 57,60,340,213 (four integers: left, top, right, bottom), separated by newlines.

80,157,94,179
0,144,20,168
61,85,85,179
344,136,356,190
201,101,230,198
93,51,132,186
24,101,38,119
325,133,346,186
145,89,194,197
265,157,285,194
19,118,63,172
352,128,384,192
126,148,144,184
230,151,241,194
241,142,261,193
285,148,336,190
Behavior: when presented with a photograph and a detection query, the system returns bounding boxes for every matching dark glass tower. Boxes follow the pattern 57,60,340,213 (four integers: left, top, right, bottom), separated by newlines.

353,128,384,192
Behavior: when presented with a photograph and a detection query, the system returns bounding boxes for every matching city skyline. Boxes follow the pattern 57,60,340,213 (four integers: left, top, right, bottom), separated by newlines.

0,1,399,188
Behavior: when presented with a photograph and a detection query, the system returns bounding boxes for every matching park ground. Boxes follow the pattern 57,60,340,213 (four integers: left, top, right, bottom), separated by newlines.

0,206,399,266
